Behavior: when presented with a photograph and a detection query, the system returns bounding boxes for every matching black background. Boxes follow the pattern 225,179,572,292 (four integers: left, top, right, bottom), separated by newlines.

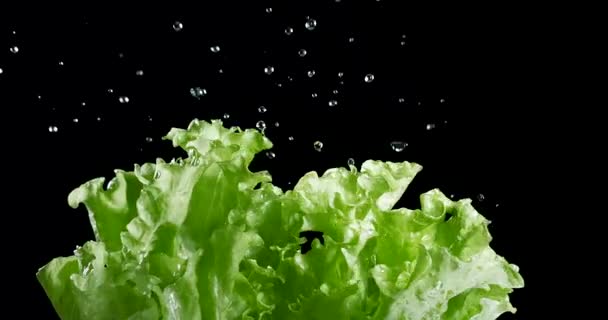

2,2,548,319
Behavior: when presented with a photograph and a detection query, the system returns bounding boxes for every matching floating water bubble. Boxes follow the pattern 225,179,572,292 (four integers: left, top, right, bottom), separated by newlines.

274,121,280,127
347,158,355,166
12,30,16,35
48,125,58,133
10,46,19,53
265,7,273,13
390,141,407,152
107,88,114,93
173,21,183,31
118,96,130,103
332,89,339,95
307,70,315,77
145,137,153,143
190,87,206,99
276,83,283,87
210,46,221,53
264,66,275,75
338,72,344,78
348,37,355,43
118,53,124,58
495,203,500,208
288,136,295,141
72,118,79,123
266,151,276,159
0,68,3,74
298,49,307,57
311,92,318,98
222,113,230,119
256,120,266,131
58,61,64,66
147,115,153,122
440,98,446,103
81,102,86,106
328,100,338,107
136,70,144,76
305,18,317,30
258,106,267,113
364,74,375,83
284,27,294,35
313,141,324,152
398,98,405,103
426,123,436,130
37,95,42,100
476,194,485,202
400,41,406,46
96,116,102,122
287,76,294,82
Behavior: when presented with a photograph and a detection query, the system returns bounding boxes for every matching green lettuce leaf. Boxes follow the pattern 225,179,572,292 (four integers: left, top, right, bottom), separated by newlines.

38,119,524,320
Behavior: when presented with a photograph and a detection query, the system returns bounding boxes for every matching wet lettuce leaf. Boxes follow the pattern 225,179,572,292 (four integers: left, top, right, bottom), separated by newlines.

37,119,524,320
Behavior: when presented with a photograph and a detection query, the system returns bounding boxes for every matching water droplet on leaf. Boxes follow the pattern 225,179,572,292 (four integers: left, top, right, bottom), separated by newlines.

305,18,317,30
256,120,266,131
173,21,183,31
190,87,206,99
390,141,407,152
313,141,324,152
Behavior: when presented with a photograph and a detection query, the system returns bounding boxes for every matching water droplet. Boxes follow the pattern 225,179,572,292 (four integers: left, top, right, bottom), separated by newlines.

210,46,221,53
48,125,58,132
258,106,267,113
118,96,130,103
136,70,144,76
81,102,86,106
274,121,280,127
264,66,275,75
401,34,406,38
276,83,283,87
398,97,405,103
338,80,344,85
328,100,338,107
284,27,294,35
118,52,124,58
222,113,230,119
338,72,344,78
266,151,276,159
287,76,294,82
495,203,500,208
72,118,79,123
364,74,375,83
173,21,183,31
147,115,153,122
0,68,3,74
96,116,102,122
313,141,324,152
347,158,355,166
298,49,307,57
311,92,318,98
440,98,446,103
348,37,355,43
154,171,161,179
145,137,153,143
218,69,223,74
288,136,295,141
390,141,407,152
305,18,317,30
256,120,266,131
37,95,42,100
58,61,64,66
332,89,339,95
107,88,114,93
265,7,273,13
190,87,207,99
12,30,16,35
10,46,19,53
400,41,406,46
307,70,315,77
425,123,436,130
